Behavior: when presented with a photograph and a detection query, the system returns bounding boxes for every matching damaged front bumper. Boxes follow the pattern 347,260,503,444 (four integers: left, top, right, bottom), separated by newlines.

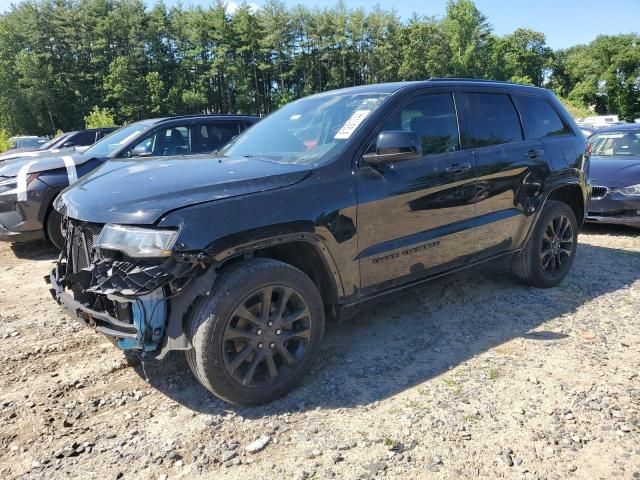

46,221,216,358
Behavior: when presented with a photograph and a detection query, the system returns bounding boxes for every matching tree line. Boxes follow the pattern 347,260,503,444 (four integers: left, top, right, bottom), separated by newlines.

0,0,638,135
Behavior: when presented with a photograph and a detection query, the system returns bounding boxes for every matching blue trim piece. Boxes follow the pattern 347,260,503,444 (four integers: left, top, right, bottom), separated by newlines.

117,290,166,351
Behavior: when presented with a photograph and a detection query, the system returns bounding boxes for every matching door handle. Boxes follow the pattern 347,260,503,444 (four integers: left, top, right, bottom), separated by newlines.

525,149,544,159
445,162,472,174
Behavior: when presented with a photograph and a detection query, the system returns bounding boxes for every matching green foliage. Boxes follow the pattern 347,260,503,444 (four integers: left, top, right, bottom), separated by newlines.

0,0,637,133
0,129,11,153
558,97,591,119
84,106,116,129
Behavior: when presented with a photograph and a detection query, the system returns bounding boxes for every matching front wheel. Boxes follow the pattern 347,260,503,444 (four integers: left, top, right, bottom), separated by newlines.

512,200,578,288
186,259,325,405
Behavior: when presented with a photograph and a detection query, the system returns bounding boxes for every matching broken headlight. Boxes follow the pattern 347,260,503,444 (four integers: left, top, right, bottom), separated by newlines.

96,224,178,258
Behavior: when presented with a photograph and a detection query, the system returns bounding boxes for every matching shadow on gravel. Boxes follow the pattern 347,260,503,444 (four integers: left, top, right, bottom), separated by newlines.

9,240,58,260
132,239,640,417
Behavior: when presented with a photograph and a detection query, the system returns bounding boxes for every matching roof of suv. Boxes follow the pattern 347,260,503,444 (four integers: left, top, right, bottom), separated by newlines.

135,114,260,126
312,78,548,97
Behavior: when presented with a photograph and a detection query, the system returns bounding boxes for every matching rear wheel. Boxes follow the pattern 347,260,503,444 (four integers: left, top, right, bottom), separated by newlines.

512,200,578,288
186,259,325,405
45,208,65,250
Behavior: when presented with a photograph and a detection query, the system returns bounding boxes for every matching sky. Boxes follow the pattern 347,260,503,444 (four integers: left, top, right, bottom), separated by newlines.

0,0,638,50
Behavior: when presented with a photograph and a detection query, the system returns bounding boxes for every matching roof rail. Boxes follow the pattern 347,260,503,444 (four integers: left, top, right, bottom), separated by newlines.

427,77,519,85
156,113,259,122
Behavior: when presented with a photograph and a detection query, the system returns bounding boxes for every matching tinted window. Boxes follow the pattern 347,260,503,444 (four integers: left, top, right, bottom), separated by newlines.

463,93,523,148
70,131,98,146
514,95,570,139
131,126,190,157
191,123,240,153
380,93,459,156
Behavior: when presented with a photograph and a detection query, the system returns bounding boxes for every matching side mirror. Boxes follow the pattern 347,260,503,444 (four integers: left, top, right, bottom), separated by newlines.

62,141,75,148
362,131,422,165
130,146,152,157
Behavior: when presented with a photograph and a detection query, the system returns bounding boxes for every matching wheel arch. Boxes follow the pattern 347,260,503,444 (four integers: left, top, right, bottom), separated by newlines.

545,183,586,228
211,233,344,319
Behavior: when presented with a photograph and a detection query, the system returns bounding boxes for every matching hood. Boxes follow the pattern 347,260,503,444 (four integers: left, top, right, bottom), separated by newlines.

58,155,312,224
0,151,88,177
589,156,640,186
0,148,37,160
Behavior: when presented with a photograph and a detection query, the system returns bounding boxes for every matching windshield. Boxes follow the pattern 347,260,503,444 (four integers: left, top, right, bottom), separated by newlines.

84,123,150,157
591,130,640,157
219,92,390,164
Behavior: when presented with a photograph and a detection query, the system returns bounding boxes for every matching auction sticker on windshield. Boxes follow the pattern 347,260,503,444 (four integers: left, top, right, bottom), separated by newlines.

334,109,372,139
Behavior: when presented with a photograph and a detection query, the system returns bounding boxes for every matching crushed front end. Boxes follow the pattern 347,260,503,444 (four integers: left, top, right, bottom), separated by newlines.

47,219,214,357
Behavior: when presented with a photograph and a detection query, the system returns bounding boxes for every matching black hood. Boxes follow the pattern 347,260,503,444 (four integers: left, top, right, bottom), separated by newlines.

590,155,640,187
58,155,312,224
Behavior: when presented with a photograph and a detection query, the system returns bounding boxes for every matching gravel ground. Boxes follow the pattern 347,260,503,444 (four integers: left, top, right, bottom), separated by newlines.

0,224,639,480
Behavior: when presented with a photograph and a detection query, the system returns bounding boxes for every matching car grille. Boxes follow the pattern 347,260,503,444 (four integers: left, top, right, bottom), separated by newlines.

591,186,608,199
66,221,101,273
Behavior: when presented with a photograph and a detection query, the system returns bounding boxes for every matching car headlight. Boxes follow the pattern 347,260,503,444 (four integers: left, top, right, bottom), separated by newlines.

96,224,178,258
614,184,640,196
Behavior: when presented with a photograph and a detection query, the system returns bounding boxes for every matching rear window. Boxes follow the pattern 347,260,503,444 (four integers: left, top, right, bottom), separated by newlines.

514,95,571,139
462,93,523,148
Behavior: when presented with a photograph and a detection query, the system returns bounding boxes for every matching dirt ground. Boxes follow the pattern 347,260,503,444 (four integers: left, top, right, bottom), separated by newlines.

0,224,639,480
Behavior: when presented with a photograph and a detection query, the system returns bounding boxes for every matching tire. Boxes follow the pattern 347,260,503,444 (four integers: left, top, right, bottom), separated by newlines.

512,200,578,288
185,259,325,405
45,208,65,250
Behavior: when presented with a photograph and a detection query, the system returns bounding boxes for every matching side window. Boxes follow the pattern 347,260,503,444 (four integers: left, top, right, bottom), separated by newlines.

380,93,460,156
514,95,571,139
69,131,97,146
130,126,190,157
190,122,240,154
462,93,523,148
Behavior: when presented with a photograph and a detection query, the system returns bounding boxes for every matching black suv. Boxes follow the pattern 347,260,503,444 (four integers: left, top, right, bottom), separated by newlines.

0,115,257,248
48,80,589,405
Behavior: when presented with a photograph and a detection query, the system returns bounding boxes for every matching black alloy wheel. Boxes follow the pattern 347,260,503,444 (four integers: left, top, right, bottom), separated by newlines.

512,199,578,288
223,285,313,387
186,259,325,405
540,214,574,277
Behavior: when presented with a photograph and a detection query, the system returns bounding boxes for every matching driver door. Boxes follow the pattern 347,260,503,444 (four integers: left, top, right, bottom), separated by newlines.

355,91,478,295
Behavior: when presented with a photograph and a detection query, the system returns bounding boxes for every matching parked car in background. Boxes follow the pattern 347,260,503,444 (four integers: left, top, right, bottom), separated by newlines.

586,123,640,228
0,115,258,249
5,135,48,153
579,126,597,137
0,128,117,163
47,80,589,405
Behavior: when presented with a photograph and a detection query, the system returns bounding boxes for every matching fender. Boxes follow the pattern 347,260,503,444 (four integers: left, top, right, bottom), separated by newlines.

155,231,345,358
207,230,345,301
521,173,587,246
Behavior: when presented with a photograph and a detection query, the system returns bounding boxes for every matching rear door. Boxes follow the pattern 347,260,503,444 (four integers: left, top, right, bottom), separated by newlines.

458,90,547,258
512,93,575,172
355,90,478,294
